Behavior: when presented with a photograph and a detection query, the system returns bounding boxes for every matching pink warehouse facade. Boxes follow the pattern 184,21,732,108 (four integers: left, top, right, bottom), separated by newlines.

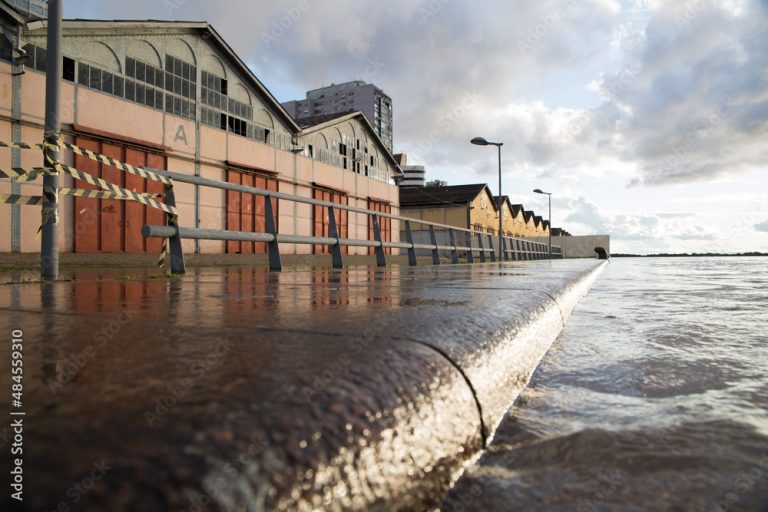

0,15,401,256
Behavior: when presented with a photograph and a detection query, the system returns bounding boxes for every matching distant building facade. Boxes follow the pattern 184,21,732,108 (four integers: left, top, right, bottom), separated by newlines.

282,81,393,153
400,165,425,187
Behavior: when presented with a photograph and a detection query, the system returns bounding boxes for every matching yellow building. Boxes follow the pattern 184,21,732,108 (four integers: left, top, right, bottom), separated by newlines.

509,204,528,236
399,183,498,233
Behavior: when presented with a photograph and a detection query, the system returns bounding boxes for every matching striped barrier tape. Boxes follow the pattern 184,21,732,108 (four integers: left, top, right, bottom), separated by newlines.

47,159,177,216
58,187,164,200
3,136,178,269
49,139,173,186
0,192,46,205
0,140,45,151
0,167,52,182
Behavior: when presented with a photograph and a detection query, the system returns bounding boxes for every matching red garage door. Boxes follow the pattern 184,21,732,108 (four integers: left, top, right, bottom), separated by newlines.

368,199,392,255
73,136,166,253
226,170,279,254
313,188,348,255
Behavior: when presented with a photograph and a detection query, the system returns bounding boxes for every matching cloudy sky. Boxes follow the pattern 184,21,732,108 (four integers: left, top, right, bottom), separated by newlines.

67,0,767,254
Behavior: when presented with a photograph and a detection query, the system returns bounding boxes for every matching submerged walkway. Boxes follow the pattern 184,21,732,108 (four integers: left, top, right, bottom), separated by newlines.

1,259,605,511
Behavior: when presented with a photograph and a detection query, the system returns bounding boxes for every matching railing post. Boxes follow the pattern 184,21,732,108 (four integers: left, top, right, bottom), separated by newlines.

511,238,519,261
449,229,459,264
488,234,496,262
372,214,387,268
465,231,474,264
165,185,186,274
404,220,417,266
477,232,486,263
502,237,509,261
327,205,344,269
429,225,440,265
265,194,282,271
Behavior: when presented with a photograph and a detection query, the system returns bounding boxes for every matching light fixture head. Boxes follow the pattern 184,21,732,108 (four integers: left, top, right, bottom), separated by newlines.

470,137,489,146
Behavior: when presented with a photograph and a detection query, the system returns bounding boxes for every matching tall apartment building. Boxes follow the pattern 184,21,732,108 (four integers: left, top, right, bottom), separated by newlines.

282,81,393,153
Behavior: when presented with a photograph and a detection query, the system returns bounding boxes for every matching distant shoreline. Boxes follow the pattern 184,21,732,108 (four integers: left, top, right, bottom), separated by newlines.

611,252,767,258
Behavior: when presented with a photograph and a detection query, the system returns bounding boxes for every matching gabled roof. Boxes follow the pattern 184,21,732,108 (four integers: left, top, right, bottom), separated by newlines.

534,216,543,228
400,183,495,208
0,1,27,25
523,210,535,222
26,19,300,132
298,111,401,175
511,204,524,217
542,219,550,230
551,227,563,236
492,195,514,212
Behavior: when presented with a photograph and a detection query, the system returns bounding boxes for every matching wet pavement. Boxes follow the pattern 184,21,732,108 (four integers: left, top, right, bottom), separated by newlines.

0,259,605,511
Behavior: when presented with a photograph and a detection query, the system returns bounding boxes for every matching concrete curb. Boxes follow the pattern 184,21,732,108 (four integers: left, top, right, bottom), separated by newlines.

0,260,606,511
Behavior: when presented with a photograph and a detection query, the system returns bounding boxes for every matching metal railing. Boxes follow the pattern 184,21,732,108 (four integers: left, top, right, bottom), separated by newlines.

141,168,562,273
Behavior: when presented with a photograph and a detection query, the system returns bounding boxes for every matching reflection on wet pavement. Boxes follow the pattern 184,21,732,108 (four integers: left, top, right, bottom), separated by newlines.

0,260,604,511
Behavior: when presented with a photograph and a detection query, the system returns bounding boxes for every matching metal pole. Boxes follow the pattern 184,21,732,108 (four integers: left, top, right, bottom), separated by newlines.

548,194,552,260
41,0,62,280
497,144,502,261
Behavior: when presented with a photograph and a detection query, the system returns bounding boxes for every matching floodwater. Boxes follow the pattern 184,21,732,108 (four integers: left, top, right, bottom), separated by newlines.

444,257,768,512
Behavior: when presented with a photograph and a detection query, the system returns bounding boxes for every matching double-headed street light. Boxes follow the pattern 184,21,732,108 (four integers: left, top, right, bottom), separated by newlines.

471,137,503,261
533,188,552,259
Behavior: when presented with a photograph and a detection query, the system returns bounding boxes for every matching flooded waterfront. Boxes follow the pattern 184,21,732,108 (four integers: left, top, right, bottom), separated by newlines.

444,257,768,512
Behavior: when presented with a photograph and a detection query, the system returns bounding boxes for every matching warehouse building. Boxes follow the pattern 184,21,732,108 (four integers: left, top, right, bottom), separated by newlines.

0,11,402,255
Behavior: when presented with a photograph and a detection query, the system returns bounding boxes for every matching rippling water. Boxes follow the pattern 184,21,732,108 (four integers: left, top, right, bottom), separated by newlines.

444,257,768,512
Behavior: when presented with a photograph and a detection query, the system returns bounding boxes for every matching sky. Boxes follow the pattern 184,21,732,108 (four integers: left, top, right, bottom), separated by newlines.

65,0,768,254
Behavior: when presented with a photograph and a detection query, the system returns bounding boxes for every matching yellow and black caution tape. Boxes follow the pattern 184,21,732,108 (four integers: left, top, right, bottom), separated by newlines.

158,211,180,270
0,166,52,182
2,136,179,269
47,160,177,216
0,192,45,205
58,187,164,200
49,139,173,185
0,140,45,151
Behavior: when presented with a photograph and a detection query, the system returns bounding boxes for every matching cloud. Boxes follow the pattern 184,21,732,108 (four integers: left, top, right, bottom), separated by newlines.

755,221,768,232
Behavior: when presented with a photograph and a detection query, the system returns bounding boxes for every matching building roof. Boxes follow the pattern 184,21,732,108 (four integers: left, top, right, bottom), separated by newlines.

551,228,563,236
26,19,301,132
510,204,524,217
534,215,543,228
523,210,535,222
400,184,495,208
542,219,550,230
492,195,513,212
296,111,356,129
298,111,402,175
0,1,28,24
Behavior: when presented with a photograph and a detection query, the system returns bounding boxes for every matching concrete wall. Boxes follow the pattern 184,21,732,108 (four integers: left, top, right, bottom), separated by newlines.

525,235,610,258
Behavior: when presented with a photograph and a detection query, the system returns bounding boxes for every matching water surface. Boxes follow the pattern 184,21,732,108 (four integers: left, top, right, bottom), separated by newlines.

444,257,768,512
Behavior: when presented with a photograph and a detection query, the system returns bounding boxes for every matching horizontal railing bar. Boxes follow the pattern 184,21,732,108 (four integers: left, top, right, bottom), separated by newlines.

144,225,564,259
144,167,561,243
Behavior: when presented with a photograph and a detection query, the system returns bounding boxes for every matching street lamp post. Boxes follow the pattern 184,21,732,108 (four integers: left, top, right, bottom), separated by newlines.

471,137,503,261
533,188,552,259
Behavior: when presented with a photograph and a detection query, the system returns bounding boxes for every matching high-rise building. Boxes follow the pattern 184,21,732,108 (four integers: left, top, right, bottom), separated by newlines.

4,0,46,19
283,81,393,153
